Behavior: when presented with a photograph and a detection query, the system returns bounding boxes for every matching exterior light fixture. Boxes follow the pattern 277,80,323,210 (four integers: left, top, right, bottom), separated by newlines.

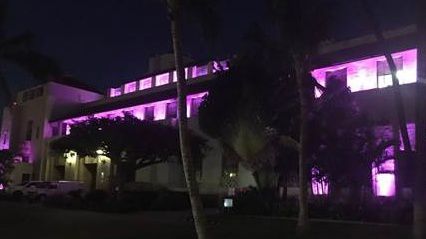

229,172,236,178
223,198,233,208
96,149,105,155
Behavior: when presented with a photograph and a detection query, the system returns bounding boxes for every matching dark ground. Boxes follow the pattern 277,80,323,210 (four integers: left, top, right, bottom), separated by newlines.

0,202,412,239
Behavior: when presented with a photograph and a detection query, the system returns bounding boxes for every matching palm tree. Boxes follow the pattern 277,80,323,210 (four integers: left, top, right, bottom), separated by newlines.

166,0,216,238
0,1,61,104
267,0,331,234
413,1,426,238
360,1,426,238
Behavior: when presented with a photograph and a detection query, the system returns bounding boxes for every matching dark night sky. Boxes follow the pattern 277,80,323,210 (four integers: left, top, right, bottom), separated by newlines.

3,0,416,96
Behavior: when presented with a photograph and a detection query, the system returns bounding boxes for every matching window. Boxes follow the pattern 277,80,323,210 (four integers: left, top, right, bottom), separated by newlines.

172,68,189,82
110,88,122,97
194,65,208,78
140,78,152,90
325,68,347,90
190,97,203,117
213,60,229,72
155,73,169,86
166,102,177,119
124,81,137,93
377,57,403,88
25,120,33,140
144,106,155,121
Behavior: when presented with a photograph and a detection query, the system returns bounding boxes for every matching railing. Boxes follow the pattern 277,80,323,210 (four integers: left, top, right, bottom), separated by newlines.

108,60,229,98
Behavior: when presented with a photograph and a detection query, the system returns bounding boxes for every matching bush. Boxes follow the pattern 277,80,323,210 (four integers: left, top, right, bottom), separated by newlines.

150,190,191,210
232,187,269,215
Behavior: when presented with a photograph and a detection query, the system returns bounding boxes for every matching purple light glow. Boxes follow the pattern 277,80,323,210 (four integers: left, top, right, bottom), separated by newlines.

194,65,209,77
62,92,208,126
140,78,152,90
124,81,137,94
312,49,417,97
212,60,229,73
172,68,189,82
311,168,329,195
155,73,169,86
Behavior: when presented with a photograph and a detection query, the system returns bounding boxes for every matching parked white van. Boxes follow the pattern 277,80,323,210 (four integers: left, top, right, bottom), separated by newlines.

8,181,86,200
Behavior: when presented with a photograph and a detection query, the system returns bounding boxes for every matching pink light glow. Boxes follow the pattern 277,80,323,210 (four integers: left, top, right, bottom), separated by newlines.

124,81,137,94
109,88,121,97
400,123,416,151
212,60,229,73
62,92,208,125
372,170,396,197
311,168,329,195
312,49,417,97
155,73,169,86
193,65,209,78
140,78,152,90
172,68,189,82
0,131,9,150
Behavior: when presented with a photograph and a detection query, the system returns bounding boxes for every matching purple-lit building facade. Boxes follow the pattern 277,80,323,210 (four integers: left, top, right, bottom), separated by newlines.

311,25,424,197
1,25,425,197
0,54,244,193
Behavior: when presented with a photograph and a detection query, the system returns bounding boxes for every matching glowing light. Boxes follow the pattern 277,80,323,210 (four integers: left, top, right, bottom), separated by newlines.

65,151,77,164
0,184,4,190
223,198,233,208
96,149,105,155
124,81,137,93
155,73,169,86
312,49,417,97
374,173,396,197
311,168,329,195
229,172,236,178
140,78,152,90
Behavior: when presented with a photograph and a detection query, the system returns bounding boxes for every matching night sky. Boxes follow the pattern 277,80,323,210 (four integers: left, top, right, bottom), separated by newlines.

3,0,415,97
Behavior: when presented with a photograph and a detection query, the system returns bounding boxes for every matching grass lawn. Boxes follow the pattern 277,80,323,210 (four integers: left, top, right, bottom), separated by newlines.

0,201,412,239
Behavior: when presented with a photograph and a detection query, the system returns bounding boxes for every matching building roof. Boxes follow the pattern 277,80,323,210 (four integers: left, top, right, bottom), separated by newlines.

51,75,103,94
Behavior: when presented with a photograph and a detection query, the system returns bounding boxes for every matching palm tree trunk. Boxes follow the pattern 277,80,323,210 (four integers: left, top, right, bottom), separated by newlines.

413,1,426,237
168,1,208,238
361,0,412,153
294,54,312,234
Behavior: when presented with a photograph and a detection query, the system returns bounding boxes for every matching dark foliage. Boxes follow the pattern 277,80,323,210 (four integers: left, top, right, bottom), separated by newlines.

51,114,208,178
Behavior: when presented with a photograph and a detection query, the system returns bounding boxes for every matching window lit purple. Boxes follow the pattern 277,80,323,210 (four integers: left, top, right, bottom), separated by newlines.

312,49,417,97
140,78,152,90
124,81,137,94
155,73,170,86
194,65,208,78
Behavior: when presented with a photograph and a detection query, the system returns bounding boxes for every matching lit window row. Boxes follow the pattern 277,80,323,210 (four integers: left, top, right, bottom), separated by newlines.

60,92,208,135
312,49,417,97
109,60,229,98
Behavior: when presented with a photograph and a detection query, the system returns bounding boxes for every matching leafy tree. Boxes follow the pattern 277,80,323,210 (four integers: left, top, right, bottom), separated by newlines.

310,80,380,201
199,26,299,206
0,0,61,104
267,0,333,232
51,114,208,189
0,150,14,187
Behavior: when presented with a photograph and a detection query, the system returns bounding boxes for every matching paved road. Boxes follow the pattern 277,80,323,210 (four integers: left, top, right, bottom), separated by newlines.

0,202,412,239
